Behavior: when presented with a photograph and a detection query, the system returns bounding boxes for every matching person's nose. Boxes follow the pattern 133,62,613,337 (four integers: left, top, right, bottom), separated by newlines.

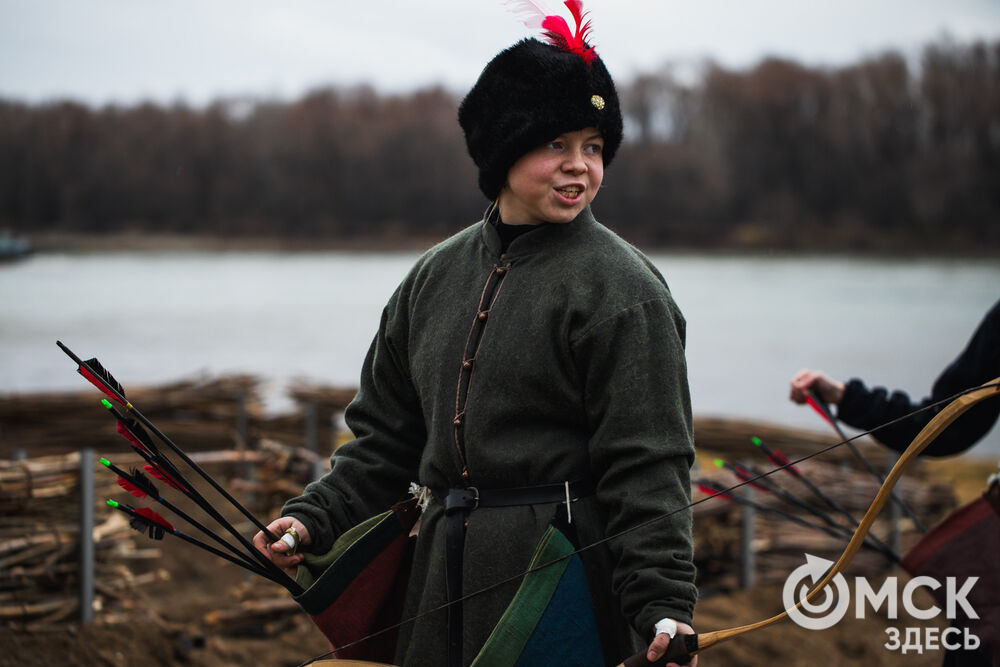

561,147,587,174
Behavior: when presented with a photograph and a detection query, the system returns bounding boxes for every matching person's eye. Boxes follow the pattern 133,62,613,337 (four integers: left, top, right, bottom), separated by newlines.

546,141,564,150
585,143,603,155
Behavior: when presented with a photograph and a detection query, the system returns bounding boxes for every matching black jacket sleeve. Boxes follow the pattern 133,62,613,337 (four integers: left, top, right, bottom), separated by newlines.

837,298,1000,456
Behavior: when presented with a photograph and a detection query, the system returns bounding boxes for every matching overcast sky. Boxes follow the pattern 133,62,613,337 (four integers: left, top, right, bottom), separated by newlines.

2,0,999,107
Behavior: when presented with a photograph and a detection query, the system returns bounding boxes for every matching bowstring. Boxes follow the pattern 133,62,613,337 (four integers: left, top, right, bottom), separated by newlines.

296,380,1000,666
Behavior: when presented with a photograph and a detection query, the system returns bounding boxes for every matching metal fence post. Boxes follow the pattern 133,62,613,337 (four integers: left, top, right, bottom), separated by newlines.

79,448,95,624
740,484,756,589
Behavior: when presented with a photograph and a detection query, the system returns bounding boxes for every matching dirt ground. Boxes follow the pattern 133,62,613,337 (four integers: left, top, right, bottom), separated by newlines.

0,563,966,667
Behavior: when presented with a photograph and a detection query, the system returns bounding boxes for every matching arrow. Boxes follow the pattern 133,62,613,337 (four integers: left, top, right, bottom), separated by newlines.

99,457,262,571
714,457,855,534
805,391,925,532
94,396,298,589
696,480,897,562
746,438,899,562
58,341,277,538
59,341,301,594
100,399,189,492
714,456,850,525
752,436,862,527
106,500,277,581
697,481,849,541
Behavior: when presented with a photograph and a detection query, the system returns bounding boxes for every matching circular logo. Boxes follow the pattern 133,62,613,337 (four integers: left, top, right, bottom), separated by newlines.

783,554,851,630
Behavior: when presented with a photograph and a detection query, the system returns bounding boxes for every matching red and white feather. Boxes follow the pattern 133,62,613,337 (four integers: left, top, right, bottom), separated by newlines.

504,0,597,64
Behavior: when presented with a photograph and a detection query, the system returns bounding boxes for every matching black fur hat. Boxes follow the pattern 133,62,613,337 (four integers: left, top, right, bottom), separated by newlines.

458,37,623,201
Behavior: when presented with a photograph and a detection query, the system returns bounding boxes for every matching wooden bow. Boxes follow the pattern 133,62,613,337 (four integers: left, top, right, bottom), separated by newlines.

626,376,1000,667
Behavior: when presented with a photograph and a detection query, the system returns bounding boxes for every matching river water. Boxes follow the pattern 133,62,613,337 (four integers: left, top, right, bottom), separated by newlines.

2,249,998,456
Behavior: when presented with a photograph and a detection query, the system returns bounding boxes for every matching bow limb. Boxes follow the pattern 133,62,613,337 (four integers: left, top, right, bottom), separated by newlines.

631,377,1000,667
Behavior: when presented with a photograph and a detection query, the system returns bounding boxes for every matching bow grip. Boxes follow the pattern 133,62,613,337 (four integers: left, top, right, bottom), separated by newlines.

620,633,698,666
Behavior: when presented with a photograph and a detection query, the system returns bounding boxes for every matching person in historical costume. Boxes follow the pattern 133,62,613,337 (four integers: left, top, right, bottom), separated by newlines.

790,297,1000,667
254,4,699,665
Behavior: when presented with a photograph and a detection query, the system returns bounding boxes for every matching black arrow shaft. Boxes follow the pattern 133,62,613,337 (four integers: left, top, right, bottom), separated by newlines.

808,391,926,533
102,459,262,571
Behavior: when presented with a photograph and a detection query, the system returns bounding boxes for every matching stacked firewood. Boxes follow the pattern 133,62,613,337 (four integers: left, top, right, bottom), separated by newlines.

0,452,169,626
0,375,358,461
693,415,894,468
0,445,322,629
0,375,265,459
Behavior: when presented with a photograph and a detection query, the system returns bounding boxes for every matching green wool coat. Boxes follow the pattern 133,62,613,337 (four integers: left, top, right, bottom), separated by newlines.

284,207,697,666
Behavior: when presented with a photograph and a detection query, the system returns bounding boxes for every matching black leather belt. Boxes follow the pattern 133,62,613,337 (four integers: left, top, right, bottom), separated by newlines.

443,478,597,513
439,478,596,667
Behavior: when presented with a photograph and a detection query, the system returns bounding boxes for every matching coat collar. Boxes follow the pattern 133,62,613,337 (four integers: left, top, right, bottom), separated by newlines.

480,205,597,258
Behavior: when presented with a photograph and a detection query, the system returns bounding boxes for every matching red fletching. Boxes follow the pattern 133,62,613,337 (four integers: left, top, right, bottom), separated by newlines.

78,357,126,404
117,476,148,499
127,505,173,540
134,506,173,532
697,483,731,500
805,394,835,426
144,463,188,493
115,467,158,499
117,421,152,456
732,463,769,493
767,449,803,478
541,0,596,64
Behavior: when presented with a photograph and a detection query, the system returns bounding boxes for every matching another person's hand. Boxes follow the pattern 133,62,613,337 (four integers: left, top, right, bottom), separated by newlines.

790,369,845,406
252,516,310,576
646,619,698,666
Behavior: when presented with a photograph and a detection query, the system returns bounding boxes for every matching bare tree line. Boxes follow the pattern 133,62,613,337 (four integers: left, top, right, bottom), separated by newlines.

1,36,997,251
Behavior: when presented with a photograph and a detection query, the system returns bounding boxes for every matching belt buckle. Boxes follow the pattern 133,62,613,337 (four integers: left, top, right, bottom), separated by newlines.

445,486,480,514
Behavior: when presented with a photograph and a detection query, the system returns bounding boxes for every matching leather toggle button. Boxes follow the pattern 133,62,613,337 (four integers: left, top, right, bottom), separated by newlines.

496,266,508,276
453,416,463,426
462,359,474,370
477,311,489,322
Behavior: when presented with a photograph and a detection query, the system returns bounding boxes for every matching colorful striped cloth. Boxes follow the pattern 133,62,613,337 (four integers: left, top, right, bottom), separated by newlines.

471,523,604,666
293,501,604,665
293,499,419,663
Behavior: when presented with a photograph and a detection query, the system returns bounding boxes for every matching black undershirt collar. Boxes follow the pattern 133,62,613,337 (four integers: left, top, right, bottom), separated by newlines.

488,206,547,254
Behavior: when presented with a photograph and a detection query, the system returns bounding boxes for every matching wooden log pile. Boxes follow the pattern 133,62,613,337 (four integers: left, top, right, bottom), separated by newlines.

0,375,265,459
0,452,169,627
0,374,359,461
693,415,894,468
